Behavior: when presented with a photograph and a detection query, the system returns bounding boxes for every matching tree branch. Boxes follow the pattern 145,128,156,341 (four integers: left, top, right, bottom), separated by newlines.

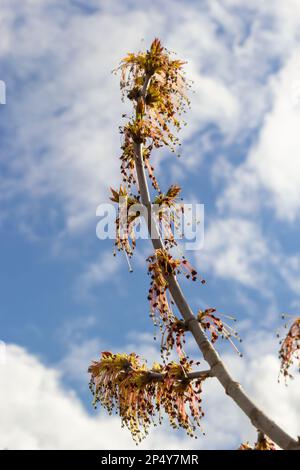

146,369,212,382
132,79,298,450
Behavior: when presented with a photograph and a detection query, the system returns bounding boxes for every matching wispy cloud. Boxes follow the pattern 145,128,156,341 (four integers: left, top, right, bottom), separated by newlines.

76,251,121,299
0,343,196,450
3,0,299,237
199,217,269,288
218,51,300,221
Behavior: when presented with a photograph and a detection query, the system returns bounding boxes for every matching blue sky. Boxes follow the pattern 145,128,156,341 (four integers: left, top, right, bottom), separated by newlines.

0,0,300,450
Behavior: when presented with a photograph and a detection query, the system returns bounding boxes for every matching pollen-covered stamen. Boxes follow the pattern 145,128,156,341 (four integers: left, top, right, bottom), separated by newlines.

278,317,300,380
161,317,187,360
197,308,242,356
88,352,207,442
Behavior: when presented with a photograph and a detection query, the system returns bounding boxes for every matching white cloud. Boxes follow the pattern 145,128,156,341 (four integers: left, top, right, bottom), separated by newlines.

195,214,300,305
276,254,300,296
76,251,122,298
3,0,299,238
1,332,299,450
1,0,300,305
199,217,269,288
0,1,156,235
59,338,103,387
250,52,300,220
217,50,300,221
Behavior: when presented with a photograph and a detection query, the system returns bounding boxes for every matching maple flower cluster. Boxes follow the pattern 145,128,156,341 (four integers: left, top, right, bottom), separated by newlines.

238,432,277,450
160,309,242,360
147,248,201,328
110,185,141,256
278,317,300,379
118,38,190,147
116,38,190,189
197,308,242,357
88,352,206,443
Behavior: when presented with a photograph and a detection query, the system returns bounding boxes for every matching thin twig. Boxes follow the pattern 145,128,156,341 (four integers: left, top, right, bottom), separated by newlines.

146,369,212,382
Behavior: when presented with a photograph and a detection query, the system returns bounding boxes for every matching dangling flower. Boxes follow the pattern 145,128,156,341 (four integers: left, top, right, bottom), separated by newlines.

110,186,140,256
147,249,202,329
119,132,137,188
156,360,205,438
153,185,183,248
147,250,177,328
161,317,187,360
279,317,300,380
89,352,207,443
120,129,160,190
143,145,160,191
197,308,242,356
